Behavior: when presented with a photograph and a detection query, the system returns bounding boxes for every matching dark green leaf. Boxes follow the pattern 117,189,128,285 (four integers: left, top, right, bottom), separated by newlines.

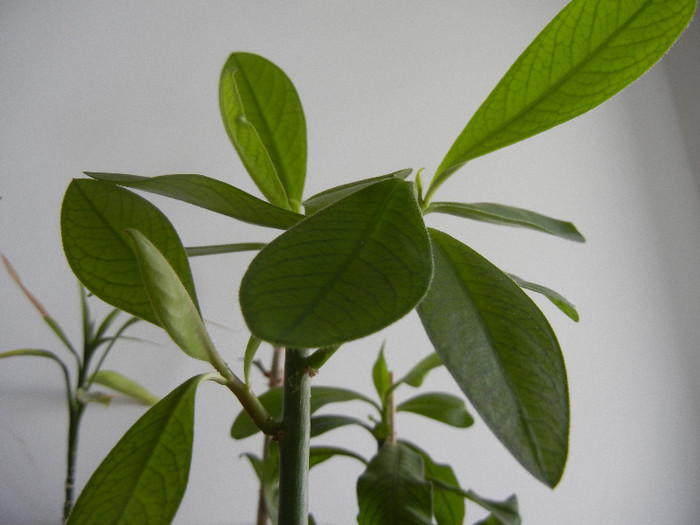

509,274,579,322
125,229,214,362
232,386,377,439
402,442,465,525
219,52,306,210
61,180,196,325
397,392,473,428
417,229,569,487
424,202,584,242
396,353,443,388
85,172,303,229
89,369,159,406
470,493,520,525
240,179,432,348
185,242,265,257
302,169,412,215
310,415,373,438
429,0,697,195
372,344,391,401
356,442,433,525
67,374,210,525
309,446,367,469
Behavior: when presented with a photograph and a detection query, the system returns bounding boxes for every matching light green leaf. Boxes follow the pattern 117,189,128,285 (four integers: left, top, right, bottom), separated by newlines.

372,344,391,401
424,202,584,242
397,392,473,428
220,52,306,210
185,242,265,257
0,348,63,362
125,229,213,362
402,442,465,525
509,273,579,322
309,446,368,469
396,353,443,389
232,386,377,439
310,415,373,438
429,0,697,196
67,374,210,525
61,180,196,325
417,229,569,487
302,169,412,215
89,369,159,406
240,179,432,348
243,334,263,385
85,172,303,229
356,442,433,525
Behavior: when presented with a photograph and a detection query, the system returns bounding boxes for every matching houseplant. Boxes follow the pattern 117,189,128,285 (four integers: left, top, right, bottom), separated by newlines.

51,0,696,523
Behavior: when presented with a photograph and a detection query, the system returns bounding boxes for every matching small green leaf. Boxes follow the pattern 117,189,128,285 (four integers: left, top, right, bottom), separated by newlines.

240,179,432,348
185,242,266,257
61,180,196,325
357,442,433,525
309,446,368,469
396,353,443,388
429,0,697,196
397,392,474,428
77,388,114,406
89,369,159,406
67,374,211,525
509,273,579,322
0,348,63,362
85,172,303,229
372,344,391,401
302,169,412,215
220,52,306,210
125,229,214,362
232,386,377,439
243,334,263,384
424,202,584,242
470,493,520,525
417,229,569,487
310,415,373,438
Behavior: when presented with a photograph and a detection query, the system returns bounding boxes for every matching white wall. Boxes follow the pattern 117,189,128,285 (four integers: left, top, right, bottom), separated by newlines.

1,2,699,524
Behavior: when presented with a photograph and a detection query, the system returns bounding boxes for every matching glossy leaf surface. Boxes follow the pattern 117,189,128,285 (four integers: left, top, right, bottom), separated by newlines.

357,442,433,525
425,202,584,242
417,229,568,487
220,52,306,210
125,230,214,362
240,179,432,348
397,392,474,428
86,172,303,229
61,180,196,325
90,370,159,405
67,375,209,525
430,0,697,192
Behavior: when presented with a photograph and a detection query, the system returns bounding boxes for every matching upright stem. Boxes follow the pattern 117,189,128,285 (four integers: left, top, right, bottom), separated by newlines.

63,403,84,523
277,347,311,525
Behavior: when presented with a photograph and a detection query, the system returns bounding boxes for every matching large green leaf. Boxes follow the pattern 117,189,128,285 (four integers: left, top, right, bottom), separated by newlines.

219,52,306,211
416,229,569,487
86,172,303,229
424,202,584,242
429,0,697,195
61,180,196,325
67,374,210,525
232,386,377,439
240,179,432,348
356,442,433,525
397,392,474,428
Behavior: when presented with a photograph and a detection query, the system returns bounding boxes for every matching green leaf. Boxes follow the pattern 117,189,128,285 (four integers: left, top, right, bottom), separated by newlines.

416,229,569,487
429,0,697,195
310,415,373,438
396,353,443,388
356,442,433,525
89,369,159,406
219,52,306,211
85,172,303,229
61,180,196,325
125,229,214,362
470,493,520,525
309,446,368,469
402,442,465,525
372,343,391,401
67,374,210,525
244,443,280,525
185,242,266,257
240,178,432,348
424,202,584,242
243,334,263,384
397,392,474,428
509,273,579,322
232,386,377,439
302,169,412,215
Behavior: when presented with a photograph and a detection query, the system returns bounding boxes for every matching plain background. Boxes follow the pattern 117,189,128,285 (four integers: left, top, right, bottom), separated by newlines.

1,2,699,524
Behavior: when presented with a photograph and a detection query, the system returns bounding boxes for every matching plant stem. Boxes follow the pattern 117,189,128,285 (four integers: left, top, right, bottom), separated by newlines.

62,402,84,523
278,347,311,525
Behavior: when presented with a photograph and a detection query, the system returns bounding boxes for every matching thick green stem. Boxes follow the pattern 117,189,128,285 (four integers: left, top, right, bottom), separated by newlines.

62,403,84,523
278,348,311,525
